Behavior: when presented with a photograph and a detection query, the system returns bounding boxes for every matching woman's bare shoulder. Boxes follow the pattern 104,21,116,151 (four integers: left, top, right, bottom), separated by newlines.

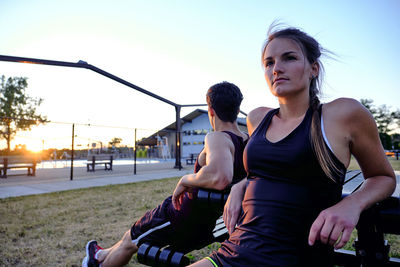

323,97,375,131
324,98,369,119
247,107,274,134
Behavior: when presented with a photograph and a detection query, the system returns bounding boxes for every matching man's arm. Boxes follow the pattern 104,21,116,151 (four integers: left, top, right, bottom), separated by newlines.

172,132,234,210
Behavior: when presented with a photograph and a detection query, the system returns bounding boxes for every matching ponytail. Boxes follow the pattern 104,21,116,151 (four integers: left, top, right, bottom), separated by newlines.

309,78,343,182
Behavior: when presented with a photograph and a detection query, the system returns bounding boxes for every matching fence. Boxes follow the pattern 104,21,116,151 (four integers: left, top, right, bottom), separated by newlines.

0,120,199,180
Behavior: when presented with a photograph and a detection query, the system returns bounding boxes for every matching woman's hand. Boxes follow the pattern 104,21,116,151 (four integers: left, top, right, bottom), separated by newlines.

308,199,361,249
223,179,247,234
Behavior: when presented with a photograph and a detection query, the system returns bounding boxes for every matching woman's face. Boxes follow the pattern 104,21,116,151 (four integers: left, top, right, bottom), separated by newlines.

263,37,316,98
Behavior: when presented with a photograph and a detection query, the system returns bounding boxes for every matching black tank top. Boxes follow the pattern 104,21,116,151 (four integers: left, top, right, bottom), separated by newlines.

194,130,248,185
170,131,248,237
245,107,345,186
217,107,347,266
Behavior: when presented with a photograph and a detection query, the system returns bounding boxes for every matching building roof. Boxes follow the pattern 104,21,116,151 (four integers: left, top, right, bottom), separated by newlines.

137,109,247,146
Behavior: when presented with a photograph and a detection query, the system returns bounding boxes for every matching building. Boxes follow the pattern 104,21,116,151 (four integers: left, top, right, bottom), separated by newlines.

138,109,247,159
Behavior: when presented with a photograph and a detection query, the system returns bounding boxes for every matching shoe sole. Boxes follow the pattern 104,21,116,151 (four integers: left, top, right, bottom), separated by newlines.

82,240,96,267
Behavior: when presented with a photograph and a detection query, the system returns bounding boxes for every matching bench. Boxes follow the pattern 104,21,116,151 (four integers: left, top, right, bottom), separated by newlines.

334,170,400,266
0,156,38,178
386,150,400,160
86,154,113,172
137,170,400,266
137,189,229,267
185,154,198,165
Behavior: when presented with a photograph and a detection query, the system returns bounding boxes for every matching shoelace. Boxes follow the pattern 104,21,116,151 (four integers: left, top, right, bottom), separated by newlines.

93,244,103,260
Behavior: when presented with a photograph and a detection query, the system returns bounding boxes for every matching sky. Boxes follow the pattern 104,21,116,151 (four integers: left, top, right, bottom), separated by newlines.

0,0,399,151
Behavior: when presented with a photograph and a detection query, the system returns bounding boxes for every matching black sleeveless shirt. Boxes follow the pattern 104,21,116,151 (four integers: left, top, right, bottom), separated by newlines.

212,108,346,266
194,130,248,185
246,107,345,186
170,131,248,241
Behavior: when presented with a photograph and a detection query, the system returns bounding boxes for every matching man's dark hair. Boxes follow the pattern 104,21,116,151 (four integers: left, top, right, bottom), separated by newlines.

206,81,243,123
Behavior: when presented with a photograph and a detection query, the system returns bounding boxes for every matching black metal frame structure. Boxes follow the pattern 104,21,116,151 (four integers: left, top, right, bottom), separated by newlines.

0,55,210,170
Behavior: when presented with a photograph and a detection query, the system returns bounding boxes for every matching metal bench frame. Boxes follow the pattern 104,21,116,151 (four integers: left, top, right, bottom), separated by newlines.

185,154,198,165
0,156,37,178
86,154,113,172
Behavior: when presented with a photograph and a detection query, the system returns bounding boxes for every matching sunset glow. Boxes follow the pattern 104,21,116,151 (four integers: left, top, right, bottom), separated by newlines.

1,1,399,154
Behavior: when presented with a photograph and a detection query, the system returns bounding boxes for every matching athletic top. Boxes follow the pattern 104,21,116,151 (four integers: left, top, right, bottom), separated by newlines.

245,106,345,185
211,107,346,266
163,130,248,250
131,131,248,251
169,130,248,228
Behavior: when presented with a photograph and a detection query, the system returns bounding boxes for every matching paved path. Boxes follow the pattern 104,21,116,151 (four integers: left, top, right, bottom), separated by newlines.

0,161,193,199
0,161,398,199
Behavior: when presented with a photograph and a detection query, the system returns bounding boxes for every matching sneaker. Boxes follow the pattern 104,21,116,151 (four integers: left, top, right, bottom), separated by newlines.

82,240,103,267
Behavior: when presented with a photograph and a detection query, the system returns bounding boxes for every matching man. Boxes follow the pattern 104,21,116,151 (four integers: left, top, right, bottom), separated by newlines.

82,81,248,267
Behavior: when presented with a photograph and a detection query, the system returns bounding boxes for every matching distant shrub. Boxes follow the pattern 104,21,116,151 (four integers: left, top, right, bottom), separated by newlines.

137,149,147,158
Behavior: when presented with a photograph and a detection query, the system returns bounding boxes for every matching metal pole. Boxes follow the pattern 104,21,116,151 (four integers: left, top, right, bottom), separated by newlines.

70,123,75,180
174,106,182,170
0,55,217,170
0,55,178,107
134,128,137,175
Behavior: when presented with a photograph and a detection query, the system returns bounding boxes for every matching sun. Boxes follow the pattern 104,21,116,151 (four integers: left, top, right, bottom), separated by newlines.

25,142,44,153
11,142,43,153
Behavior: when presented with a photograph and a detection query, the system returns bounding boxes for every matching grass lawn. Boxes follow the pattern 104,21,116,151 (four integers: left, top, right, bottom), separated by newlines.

0,177,215,266
347,156,400,171
0,157,398,266
341,157,400,258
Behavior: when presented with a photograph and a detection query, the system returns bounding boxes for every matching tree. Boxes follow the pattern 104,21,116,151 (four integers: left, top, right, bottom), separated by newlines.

360,99,400,149
108,137,122,148
0,75,47,153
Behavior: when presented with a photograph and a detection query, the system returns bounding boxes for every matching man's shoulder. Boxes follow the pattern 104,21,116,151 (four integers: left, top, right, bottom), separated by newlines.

206,131,233,141
205,132,235,149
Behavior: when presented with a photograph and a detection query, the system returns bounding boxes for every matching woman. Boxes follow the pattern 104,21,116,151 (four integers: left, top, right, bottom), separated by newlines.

190,25,396,266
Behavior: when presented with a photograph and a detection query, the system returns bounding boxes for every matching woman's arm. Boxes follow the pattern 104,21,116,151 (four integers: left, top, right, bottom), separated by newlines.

309,98,396,249
223,178,247,234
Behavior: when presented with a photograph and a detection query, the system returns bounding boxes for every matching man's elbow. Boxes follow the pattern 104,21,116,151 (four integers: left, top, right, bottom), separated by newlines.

387,174,397,196
212,173,232,190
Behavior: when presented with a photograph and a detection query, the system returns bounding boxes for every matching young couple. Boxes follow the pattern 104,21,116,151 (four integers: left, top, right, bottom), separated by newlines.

83,24,396,267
